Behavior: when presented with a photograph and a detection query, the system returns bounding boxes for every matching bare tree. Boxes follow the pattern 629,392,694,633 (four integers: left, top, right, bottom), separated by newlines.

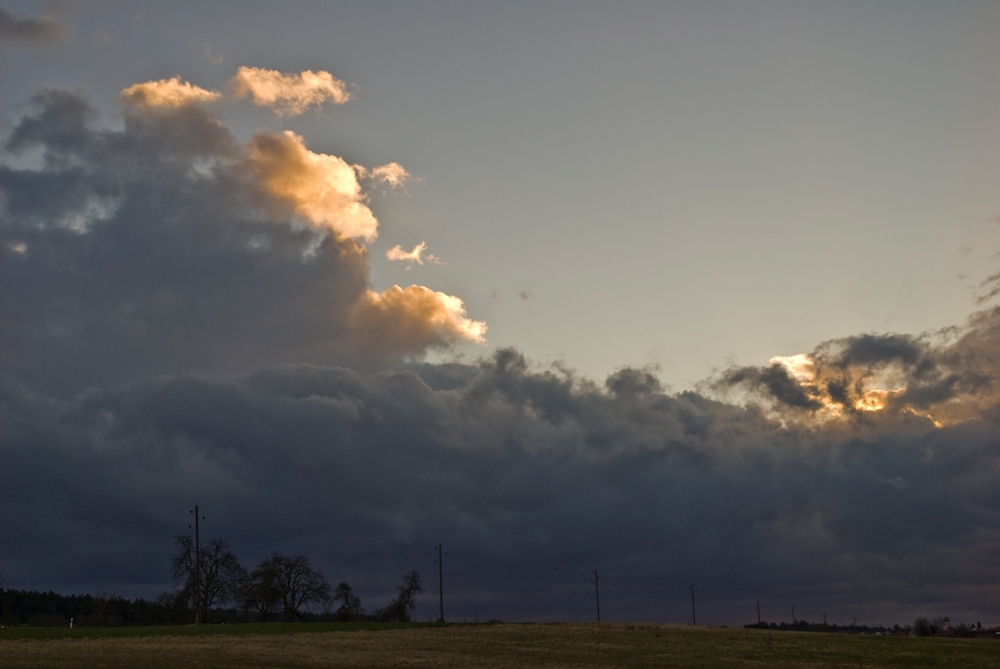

332,581,364,621
377,570,423,622
253,554,331,622
172,535,245,623
237,562,281,621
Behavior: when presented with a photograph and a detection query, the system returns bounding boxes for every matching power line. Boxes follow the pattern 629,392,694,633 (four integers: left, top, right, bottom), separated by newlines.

0,496,383,552
0,510,179,528
0,493,189,515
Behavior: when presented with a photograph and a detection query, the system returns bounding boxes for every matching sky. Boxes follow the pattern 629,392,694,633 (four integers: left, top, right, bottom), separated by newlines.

1,1,999,626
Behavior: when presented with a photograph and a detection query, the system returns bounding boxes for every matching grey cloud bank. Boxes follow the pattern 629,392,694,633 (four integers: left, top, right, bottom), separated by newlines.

2,346,999,623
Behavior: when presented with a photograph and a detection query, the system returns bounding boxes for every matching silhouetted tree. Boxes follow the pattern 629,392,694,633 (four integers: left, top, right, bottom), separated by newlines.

253,554,331,622
332,581,364,621
171,535,245,623
376,570,423,622
236,561,281,621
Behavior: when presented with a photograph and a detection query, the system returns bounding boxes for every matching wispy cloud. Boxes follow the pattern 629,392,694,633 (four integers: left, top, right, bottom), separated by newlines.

120,77,221,109
386,241,440,269
228,66,352,116
368,162,411,189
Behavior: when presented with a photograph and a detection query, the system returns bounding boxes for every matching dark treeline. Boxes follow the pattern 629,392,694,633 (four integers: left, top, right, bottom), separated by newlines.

0,532,428,627
0,589,181,627
0,587,426,628
744,618,995,638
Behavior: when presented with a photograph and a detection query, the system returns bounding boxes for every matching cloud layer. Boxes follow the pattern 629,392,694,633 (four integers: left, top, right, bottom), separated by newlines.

3,340,1000,623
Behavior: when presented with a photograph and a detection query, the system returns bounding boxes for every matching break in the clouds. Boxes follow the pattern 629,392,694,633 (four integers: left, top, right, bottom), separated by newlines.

229,66,352,116
717,307,1000,428
386,241,441,268
0,7,67,47
0,76,483,394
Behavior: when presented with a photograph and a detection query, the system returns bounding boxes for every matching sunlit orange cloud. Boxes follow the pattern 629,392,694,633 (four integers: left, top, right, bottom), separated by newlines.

247,130,379,241
386,241,440,268
351,285,486,354
229,66,352,116
120,77,221,109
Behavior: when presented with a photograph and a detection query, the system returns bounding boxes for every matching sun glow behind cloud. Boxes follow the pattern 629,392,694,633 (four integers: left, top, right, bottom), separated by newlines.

768,353,930,418
744,340,968,428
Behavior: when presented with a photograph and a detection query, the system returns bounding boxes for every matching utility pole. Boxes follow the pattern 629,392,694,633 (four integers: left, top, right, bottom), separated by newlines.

435,544,446,623
690,586,696,626
822,612,827,627
756,600,761,626
591,570,602,622
190,505,203,624
791,605,795,624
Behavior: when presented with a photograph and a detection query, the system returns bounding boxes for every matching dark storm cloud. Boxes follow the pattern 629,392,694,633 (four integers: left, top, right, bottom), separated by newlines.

3,347,1000,623
0,7,67,47
0,86,479,395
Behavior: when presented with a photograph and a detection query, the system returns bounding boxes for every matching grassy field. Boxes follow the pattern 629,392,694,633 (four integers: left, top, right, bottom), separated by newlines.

2,622,998,668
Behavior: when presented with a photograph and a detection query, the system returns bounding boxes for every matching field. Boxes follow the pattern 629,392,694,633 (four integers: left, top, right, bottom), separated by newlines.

2,622,998,668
